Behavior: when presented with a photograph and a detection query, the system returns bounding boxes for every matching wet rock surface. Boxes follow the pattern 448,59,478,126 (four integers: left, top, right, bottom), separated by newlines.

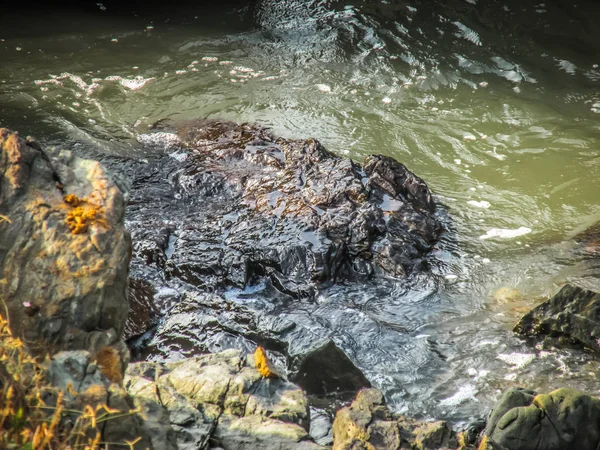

515,284,600,353
110,119,444,397
482,387,600,450
125,348,324,450
0,129,130,357
141,292,370,398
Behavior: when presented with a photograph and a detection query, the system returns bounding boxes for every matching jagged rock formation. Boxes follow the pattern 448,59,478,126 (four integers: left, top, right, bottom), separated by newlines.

125,120,442,302
125,348,325,450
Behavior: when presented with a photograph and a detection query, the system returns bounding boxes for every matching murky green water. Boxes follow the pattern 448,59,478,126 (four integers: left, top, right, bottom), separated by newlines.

2,0,600,425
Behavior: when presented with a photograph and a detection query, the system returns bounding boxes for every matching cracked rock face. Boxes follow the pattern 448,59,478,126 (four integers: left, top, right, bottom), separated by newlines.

125,348,325,450
482,387,600,450
0,129,131,356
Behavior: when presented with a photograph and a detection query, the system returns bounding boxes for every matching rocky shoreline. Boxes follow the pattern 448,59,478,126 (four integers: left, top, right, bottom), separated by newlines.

3,124,600,449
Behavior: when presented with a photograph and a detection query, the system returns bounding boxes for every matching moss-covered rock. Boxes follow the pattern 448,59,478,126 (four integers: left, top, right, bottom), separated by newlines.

482,387,600,450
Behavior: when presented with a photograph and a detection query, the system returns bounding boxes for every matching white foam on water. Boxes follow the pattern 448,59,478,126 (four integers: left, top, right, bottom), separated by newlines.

316,84,332,92
467,200,491,209
480,226,531,240
497,352,535,369
439,384,478,407
137,132,182,149
102,75,156,90
234,66,254,73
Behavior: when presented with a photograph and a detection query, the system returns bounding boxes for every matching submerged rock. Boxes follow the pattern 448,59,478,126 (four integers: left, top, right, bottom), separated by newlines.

515,284,600,352
0,129,130,357
482,387,600,450
125,348,324,450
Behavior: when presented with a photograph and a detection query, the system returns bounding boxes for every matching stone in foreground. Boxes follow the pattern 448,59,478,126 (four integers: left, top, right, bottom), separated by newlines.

125,349,325,450
482,387,600,450
332,388,458,450
0,129,130,357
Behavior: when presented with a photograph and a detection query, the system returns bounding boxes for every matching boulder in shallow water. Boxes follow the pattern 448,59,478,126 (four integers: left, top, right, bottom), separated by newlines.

123,119,444,300
0,129,131,357
482,387,600,450
515,284,600,352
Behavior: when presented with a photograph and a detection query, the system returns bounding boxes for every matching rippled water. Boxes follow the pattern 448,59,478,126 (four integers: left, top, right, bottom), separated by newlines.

2,0,600,426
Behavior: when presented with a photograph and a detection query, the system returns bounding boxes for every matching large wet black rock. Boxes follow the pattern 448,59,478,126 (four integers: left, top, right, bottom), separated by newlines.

515,284,600,353
106,119,445,396
128,120,442,297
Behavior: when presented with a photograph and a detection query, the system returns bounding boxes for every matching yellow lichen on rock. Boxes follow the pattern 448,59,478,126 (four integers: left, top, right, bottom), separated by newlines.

63,194,104,234
254,346,277,378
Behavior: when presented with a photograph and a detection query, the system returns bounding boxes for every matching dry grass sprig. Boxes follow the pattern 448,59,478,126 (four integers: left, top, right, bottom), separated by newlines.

0,313,144,449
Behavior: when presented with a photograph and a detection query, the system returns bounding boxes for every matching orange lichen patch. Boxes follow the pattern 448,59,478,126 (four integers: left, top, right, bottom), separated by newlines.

95,346,123,385
63,194,104,234
72,259,105,278
254,346,277,378
63,193,82,207
81,384,108,402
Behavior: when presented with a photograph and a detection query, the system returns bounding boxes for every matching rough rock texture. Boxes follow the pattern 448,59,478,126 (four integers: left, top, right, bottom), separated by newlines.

46,350,164,449
142,119,442,295
482,387,600,450
0,129,131,356
515,284,600,352
115,119,444,397
120,118,443,317
332,388,458,450
124,348,325,450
